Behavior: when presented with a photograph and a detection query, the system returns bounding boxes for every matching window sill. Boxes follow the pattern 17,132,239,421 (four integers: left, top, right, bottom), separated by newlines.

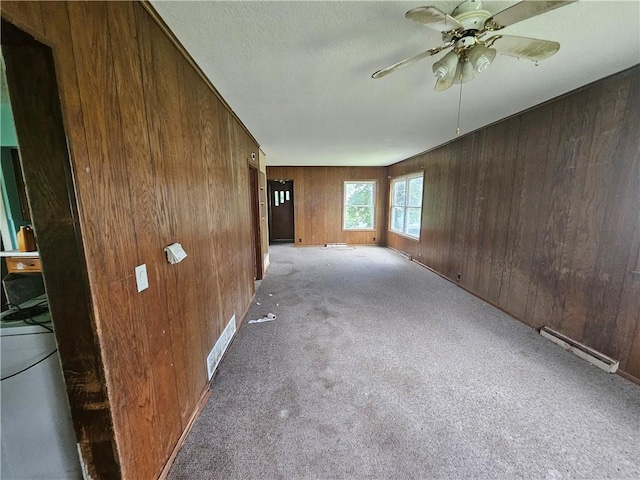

388,230,420,242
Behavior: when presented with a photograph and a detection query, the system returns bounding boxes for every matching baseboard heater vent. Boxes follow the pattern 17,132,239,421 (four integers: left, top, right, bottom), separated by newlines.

325,243,347,248
206,314,236,380
540,326,619,373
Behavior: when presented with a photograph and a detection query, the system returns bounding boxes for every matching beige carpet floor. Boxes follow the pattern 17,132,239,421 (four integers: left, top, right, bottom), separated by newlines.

169,245,640,479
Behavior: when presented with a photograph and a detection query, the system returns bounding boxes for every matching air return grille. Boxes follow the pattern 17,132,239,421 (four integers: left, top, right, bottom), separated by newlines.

206,315,236,380
540,326,619,373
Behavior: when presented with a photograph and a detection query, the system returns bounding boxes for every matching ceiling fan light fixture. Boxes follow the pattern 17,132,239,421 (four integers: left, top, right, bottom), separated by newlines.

432,50,458,80
468,45,496,73
371,0,574,90
459,60,475,83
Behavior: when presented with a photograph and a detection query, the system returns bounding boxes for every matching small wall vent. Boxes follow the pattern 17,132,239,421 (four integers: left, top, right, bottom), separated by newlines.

206,314,237,380
540,326,619,373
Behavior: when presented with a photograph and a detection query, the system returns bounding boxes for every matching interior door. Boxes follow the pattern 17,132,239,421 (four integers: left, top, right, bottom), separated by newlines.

268,180,294,243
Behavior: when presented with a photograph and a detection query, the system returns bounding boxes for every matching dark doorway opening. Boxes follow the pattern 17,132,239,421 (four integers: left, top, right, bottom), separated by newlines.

248,165,263,280
268,180,294,243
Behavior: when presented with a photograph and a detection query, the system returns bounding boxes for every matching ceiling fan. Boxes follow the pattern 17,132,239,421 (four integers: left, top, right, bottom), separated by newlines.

372,0,576,91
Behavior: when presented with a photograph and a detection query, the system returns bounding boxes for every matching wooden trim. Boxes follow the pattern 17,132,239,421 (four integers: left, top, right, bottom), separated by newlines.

158,387,212,480
249,152,260,170
388,230,421,243
268,167,388,246
408,253,537,327
0,5,51,48
249,163,263,280
388,171,424,241
396,64,640,167
239,294,254,331
617,369,640,386
386,245,640,386
1,18,121,477
342,179,378,233
387,244,532,329
10,149,31,221
387,65,640,378
138,0,260,149
159,291,255,478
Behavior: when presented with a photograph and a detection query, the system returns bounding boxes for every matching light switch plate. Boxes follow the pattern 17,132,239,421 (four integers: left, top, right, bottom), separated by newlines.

135,264,149,292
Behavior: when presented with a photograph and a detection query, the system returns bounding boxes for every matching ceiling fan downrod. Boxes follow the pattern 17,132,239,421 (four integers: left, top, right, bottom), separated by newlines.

456,66,464,136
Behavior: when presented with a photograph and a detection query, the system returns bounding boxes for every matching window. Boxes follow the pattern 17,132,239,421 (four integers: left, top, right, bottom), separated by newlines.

390,173,423,239
343,181,375,230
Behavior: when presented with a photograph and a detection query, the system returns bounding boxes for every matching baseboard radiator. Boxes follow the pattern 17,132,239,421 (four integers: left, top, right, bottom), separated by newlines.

540,326,619,373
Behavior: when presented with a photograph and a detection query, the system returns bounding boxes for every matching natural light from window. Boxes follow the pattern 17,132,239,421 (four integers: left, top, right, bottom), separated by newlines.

390,173,423,239
343,181,375,230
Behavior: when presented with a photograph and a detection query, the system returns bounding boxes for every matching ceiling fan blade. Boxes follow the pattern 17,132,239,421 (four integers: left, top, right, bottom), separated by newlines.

406,6,463,32
486,35,560,62
486,1,576,30
372,45,451,79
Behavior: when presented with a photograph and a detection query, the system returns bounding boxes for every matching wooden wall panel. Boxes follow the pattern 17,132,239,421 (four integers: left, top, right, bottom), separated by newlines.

193,76,223,359
486,118,521,306
388,66,640,382
267,166,388,246
146,12,205,425
0,0,44,36
2,13,122,478
65,4,149,477
121,4,182,475
2,1,260,478
110,2,178,476
16,1,120,476
230,121,257,319
505,105,554,320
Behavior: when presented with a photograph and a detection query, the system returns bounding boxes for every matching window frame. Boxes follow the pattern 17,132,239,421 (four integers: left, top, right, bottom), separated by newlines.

342,180,377,231
389,172,424,240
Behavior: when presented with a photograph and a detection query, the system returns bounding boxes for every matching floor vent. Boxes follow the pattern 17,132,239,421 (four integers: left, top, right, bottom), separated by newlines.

325,243,347,248
206,314,237,380
540,326,619,373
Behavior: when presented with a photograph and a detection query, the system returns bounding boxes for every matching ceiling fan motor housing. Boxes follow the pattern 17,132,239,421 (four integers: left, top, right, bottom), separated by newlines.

452,0,485,17
450,1,495,76
456,11,491,32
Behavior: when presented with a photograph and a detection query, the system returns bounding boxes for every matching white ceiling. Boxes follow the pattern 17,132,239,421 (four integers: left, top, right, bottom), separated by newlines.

151,1,640,167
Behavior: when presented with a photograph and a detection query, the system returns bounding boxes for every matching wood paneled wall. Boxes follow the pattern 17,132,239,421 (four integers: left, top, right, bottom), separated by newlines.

1,1,259,478
267,166,388,246
258,150,270,271
388,66,640,381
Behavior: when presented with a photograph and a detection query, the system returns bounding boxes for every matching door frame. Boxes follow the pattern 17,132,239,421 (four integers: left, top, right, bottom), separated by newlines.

2,18,120,478
267,179,295,243
248,163,263,280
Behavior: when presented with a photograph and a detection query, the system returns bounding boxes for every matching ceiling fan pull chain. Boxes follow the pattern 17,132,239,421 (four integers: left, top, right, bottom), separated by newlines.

456,71,464,135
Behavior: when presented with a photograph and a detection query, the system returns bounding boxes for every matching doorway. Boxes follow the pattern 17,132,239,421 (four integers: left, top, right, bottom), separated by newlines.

1,18,118,478
248,165,263,280
268,180,294,243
